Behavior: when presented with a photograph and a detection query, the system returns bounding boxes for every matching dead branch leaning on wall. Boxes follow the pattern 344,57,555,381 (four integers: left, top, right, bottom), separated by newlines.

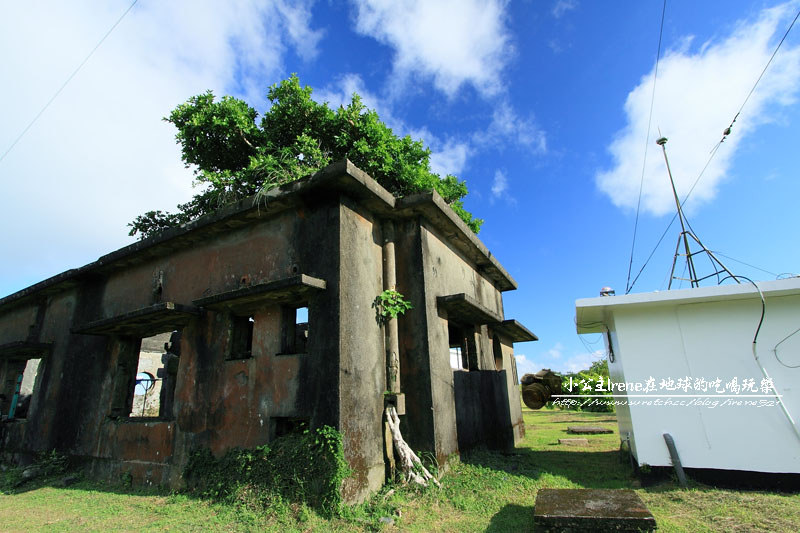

385,406,440,487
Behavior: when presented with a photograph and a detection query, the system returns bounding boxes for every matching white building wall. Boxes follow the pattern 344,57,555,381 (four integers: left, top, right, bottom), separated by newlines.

578,279,800,473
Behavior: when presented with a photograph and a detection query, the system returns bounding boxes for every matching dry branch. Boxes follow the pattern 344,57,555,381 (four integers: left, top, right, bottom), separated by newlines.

385,406,440,487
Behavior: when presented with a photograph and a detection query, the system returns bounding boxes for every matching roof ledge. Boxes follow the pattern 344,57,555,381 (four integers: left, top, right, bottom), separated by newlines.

0,341,52,360
490,319,538,342
437,293,503,324
72,302,200,337
193,274,326,313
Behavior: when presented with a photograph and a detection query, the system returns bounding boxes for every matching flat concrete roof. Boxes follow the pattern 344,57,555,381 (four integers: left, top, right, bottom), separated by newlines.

575,277,800,334
0,160,517,312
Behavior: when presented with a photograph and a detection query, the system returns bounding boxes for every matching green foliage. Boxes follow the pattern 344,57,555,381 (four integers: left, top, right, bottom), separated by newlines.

129,74,482,239
372,289,413,324
35,449,69,477
0,450,69,492
588,358,610,378
183,425,350,517
558,360,615,413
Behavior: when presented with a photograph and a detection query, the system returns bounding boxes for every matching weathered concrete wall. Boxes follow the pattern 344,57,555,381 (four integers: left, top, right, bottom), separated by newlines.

1,201,347,486
394,219,437,459
99,210,301,318
0,306,36,345
497,334,525,444
337,197,386,503
418,221,510,460
1,161,531,502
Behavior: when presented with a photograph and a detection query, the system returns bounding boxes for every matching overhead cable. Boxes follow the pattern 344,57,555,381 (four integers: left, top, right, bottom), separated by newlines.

0,0,140,166
681,7,800,209
625,0,668,294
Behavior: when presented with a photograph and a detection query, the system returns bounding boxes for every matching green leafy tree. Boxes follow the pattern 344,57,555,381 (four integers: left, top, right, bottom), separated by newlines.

556,358,614,413
129,75,482,239
588,358,609,378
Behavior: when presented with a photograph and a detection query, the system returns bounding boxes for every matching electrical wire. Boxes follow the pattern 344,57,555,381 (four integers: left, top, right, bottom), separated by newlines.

630,8,800,292
721,273,800,443
626,211,679,293
626,0,668,294
0,0,139,166
680,7,800,210
709,250,779,278
774,326,800,369
720,274,765,346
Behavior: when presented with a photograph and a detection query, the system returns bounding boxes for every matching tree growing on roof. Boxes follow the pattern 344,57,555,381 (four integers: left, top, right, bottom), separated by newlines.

128,75,482,239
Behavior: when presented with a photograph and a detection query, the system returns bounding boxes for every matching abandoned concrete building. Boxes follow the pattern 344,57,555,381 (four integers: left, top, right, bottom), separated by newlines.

0,160,536,501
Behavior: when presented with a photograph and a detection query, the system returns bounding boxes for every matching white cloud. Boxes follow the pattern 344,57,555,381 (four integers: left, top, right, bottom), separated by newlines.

547,342,564,359
524,341,604,375
351,0,513,98
514,354,542,378
596,3,800,216
0,1,321,296
563,350,605,373
316,74,471,178
491,170,508,198
517,345,602,377
479,100,547,154
552,0,577,19
314,73,383,112
274,0,324,61
430,141,470,178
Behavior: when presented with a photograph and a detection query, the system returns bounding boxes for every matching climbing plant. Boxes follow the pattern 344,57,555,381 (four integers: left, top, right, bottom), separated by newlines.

183,425,350,517
129,75,482,239
373,289,413,325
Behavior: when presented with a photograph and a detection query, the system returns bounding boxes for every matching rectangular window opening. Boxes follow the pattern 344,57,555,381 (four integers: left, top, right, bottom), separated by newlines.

448,322,479,371
449,323,469,371
4,358,41,420
229,315,255,360
280,304,308,355
118,330,180,420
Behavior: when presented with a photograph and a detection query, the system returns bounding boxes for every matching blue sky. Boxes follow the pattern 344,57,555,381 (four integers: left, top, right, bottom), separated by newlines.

2,1,799,375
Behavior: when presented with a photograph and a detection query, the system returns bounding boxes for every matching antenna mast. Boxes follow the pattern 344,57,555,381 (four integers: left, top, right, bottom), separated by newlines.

656,136,739,289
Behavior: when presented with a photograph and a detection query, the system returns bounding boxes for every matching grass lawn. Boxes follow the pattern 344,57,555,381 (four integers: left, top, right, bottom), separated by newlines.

2,407,799,531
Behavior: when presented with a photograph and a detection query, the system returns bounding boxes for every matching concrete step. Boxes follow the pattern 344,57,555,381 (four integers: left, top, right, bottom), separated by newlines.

567,426,613,434
534,488,656,532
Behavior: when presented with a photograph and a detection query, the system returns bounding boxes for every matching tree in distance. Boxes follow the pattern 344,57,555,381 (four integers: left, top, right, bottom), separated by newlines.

128,75,482,239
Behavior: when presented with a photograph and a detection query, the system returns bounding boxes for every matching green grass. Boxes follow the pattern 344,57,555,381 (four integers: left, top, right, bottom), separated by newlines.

2,408,799,531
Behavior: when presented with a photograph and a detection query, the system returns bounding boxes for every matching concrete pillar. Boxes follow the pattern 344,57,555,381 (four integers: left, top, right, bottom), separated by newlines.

382,220,400,394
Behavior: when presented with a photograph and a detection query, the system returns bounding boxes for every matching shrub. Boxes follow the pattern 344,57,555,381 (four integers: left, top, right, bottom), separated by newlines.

183,425,349,517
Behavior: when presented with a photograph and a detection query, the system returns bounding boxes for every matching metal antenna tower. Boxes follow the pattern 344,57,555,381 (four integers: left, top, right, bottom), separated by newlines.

656,136,739,289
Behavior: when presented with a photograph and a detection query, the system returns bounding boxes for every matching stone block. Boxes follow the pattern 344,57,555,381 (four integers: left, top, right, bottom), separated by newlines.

558,438,589,446
534,488,656,532
567,426,613,434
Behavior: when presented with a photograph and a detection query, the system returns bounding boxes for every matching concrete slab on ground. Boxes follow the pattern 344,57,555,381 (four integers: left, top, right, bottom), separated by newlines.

567,426,613,434
534,488,656,532
558,438,588,446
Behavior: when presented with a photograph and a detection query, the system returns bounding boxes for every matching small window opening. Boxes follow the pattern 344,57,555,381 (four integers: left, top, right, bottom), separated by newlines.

273,417,309,439
5,358,41,420
493,336,504,371
448,322,478,371
135,372,155,395
511,354,519,385
230,315,255,360
113,330,179,419
130,332,177,418
449,323,468,370
280,305,308,355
